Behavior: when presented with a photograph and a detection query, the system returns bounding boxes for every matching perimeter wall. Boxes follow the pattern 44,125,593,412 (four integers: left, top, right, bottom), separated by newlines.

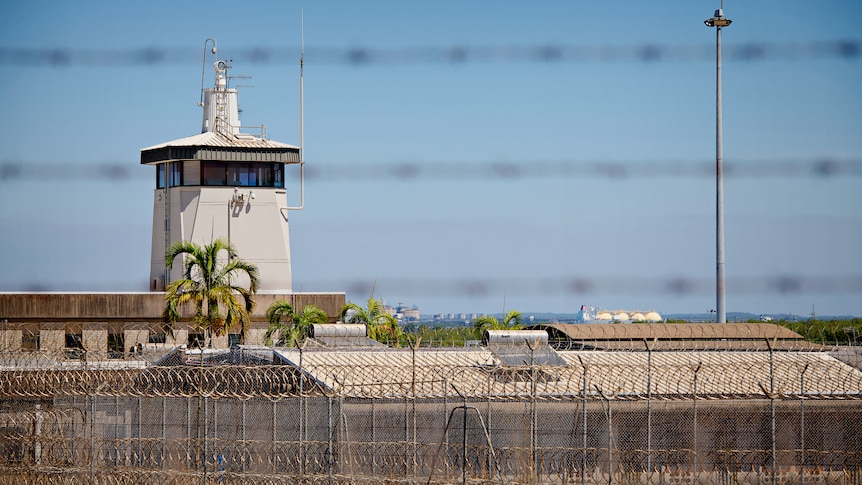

1,351,861,484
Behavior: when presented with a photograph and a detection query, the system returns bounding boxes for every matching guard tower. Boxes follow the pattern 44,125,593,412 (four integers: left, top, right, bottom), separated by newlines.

141,54,300,292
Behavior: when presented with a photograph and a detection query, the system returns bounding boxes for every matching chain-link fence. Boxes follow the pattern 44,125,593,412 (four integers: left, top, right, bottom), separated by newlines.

1,345,861,484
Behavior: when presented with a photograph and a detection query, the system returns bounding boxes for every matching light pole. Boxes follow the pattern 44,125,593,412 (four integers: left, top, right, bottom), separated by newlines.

705,3,731,323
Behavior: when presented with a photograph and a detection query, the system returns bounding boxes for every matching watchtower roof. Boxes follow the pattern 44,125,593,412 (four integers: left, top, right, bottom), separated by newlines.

140,131,299,165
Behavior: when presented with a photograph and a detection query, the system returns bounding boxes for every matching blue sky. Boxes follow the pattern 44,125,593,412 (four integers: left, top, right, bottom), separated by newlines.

1,0,860,317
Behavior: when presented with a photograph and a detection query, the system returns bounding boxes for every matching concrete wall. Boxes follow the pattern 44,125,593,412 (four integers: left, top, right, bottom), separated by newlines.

0,329,21,352
0,292,344,322
0,291,346,358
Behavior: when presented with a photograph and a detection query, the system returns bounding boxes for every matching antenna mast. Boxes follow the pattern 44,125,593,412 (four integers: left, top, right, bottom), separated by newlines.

287,9,306,210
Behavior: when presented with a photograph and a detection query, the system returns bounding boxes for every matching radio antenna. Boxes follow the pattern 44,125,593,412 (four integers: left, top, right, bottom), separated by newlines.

288,8,306,210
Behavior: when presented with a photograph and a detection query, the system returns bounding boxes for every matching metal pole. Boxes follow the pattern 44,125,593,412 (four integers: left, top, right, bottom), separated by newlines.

486,370,493,476
606,394,613,485
161,396,167,469
462,395,468,485
411,339,418,477
529,342,538,479
372,387,377,475
693,362,702,480
328,396,334,485
768,339,776,485
203,395,208,484
581,361,588,485
715,15,727,323
705,2,731,324
443,378,449,475
645,339,652,475
299,343,305,474
800,363,809,485
241,399,246,472
187,397,192,469
405,397,410,476
34,404,42,466
136,396,141,467
113,396,121,467
89,395,95,485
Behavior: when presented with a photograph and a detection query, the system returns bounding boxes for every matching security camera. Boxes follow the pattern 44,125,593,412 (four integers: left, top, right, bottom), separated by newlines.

250,191,256,200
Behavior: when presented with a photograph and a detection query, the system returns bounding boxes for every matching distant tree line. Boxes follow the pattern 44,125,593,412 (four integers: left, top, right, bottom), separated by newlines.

767,318,862,345
160,240,860,348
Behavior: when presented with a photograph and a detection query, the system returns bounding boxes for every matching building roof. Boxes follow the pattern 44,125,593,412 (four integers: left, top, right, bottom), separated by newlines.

269,346,862,400
2,345,859,401
140,131,300,164
529,323,810,350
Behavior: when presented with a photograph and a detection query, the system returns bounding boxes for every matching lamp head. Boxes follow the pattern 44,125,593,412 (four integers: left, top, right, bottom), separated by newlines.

704,16,732,27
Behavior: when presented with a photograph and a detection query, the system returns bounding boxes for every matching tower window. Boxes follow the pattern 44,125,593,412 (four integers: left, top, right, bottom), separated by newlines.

156,164,166,189
202,162,227,185
168,162,183,187
156,162,186,188
202,162,285,188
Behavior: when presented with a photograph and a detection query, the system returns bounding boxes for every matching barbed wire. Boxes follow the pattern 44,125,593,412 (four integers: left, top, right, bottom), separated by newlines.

2,275,859,297
1,353,860,400
1,40,860,67
1,158,859,183
1,274,859,297
319,275,862,299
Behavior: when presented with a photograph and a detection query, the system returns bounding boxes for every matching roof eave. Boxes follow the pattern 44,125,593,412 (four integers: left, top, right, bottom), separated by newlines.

140,145,300,165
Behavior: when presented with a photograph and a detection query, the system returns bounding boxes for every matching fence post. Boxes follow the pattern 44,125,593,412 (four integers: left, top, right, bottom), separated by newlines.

89,394,95,485
528,338,539,480
411,337,420,478
161,396,167,470
405,395,410,476
486,368,492,477
272,400,277,474
241,398,246,472
372,382,377,475
692,361,702,480
462,394,468,485
644,338,653,476
595,385,614,485
768,338,777,485
298,340,305,475
187,396,192,469
328,395,334,485
577,355,588,485
800,362,810,485
204,394,209,483
34,403,42,466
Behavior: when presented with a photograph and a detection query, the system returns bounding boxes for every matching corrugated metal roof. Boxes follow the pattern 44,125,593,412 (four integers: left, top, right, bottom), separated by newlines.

488,343,568,366
555,339,824,351
274,348,498,398
141,131,298,151
305,336,387,348
140,131,300,164
530,323,804,350
556,350,858,398
270,347,862,400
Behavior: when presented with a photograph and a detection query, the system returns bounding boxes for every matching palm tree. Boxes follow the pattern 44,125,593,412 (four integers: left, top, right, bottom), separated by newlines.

162,238,260,348
472,310,524,333
263,301,328,347
340,297,402,346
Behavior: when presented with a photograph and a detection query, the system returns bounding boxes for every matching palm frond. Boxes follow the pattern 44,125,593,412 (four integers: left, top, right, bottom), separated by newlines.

161,239,259,344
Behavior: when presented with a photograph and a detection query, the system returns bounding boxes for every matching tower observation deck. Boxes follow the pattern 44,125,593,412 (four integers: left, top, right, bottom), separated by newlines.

140,57,300,292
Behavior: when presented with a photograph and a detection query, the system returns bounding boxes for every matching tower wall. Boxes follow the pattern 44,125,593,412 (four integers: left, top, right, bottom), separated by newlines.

149,185,292,292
